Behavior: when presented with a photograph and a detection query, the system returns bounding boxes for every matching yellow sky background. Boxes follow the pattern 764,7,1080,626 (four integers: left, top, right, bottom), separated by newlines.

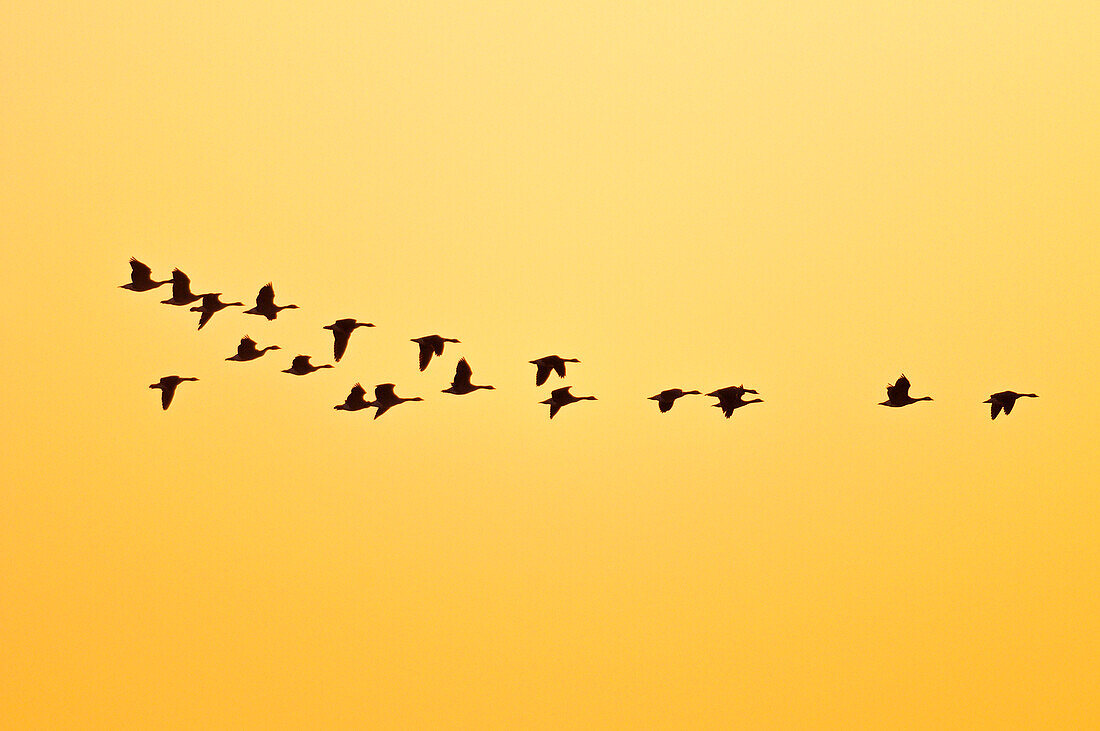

2,1,1098,727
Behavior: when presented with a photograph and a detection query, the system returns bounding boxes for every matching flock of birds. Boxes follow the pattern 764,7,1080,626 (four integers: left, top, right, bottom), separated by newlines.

125,259,1038,421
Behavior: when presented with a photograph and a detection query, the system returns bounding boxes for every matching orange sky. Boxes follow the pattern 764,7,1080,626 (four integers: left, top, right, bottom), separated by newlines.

2,1,1098,727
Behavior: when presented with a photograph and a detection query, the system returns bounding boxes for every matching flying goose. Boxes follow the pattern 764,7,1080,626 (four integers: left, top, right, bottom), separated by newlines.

120,258,170,292
530,355,580,386
442,358,495,395
984,390,1037,420
149,375,198,410
334,383,373,411
323,319,375,362
879,374,932,407
707,386,763,418
226,336,280,362
160,269,209,306
540,386,596,419
412,335,460,371
190,293,244,330
371,383,423,419
282,355,334,375
244,283,299,320
649,388,703,413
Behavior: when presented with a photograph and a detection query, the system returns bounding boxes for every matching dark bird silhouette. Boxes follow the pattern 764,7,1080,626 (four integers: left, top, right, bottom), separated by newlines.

244,283,299,320
984,390,1037,420
226,336,280,362
120,258,170,292
282,354,334,375
530,355,581,386
371,383,423,419
323,319,375,362
412,335,460,371
334,383,373,411
160,269,209,306
149,375,198,410
190,293,243,330
540,386,596,419
649,388,703,413
879,374,933,407
442,358,495,395
707,386,763,418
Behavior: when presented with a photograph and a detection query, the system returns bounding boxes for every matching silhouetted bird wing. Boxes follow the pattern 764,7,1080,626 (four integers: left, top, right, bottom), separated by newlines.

256,283,275,309
886,375,911,402
161,383,176,410
350,383,366,399
129,258,153,282
1002,397,1015,416
552,359,567,378
534,362,552,386
374,383,397,402
990,400,1003,419
291,355,309,370
333,331,351,362
549,401,562,419
454,358,473,387
171,269,192,298
417,341,434,371
659,398,674,413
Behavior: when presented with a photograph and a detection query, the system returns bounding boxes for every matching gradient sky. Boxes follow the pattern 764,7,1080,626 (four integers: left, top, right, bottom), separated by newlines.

3,1,1099,727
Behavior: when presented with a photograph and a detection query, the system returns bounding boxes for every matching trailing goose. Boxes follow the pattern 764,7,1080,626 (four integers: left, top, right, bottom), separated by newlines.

707,386,763,418
334,383,373,411
442,358,494,395
323,319,375,362
282,355,334,375
412,335,460,371
879,374,932,407
190,293,243,330
244,283,299,320
984,391,1037,420
226,336,280,362
371,383,423,419
160,269,208,306
149,375,198,410
649,388,703,413
540,386,596,419
530,355,580,386
120,258,170,292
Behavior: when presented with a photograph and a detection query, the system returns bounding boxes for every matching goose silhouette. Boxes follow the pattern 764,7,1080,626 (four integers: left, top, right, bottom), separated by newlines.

226,336,280,362
160,269,209,306
323,319,375,362
984,391,1037,420
649,388,703,413
707,386,763,418
442,358,494,395
540,386,596,419
371,383,423,419
149,375,198,410
282,355,334,375
412,335,460,371
879,374,932,407
245,283,299,320
334,383,373,411
120,258,170,292
530,355,580,386
190,293,243,330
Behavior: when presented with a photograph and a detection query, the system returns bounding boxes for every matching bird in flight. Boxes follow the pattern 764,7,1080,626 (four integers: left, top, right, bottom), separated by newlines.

225,336,280,362
707,386,763,418
540,386,597,419
160,269,209,306
334,383,374,411
282,354,334,375
879,374,932,407
120,258,170,292
371,383,423,419
244,283,299,321
323,319,375,362
442,358,495,395
984,390,1037,419
530,355,581,386
411,335,460,371
149,375,198,410
190,293,244,330
648,388,703,413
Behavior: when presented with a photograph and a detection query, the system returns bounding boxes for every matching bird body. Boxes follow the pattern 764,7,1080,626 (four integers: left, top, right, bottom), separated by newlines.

226,336,280,362
707,386,763,418
540,386,596,419
442,358,494,395
323,319,375,362
530,355,580,386
244,283,298,320
160,269,208,305
120,258,170,292
282,355,334,375
371,383,423,419
412,335,460,371
190,293,243,330
984,390,1037,419
149,375,198,410
335,383,374,411
649,388,702,413
879,374,933,407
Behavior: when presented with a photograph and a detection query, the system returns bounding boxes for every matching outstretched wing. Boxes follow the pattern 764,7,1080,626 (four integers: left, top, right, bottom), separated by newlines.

161,383,175,410
256,283,274,308
552,359,567,378
171,269,192,298
990,401,1002,419
886,375,911,402
333,331,350,362
418,341,433,371
454,358,473,386
549,401,561,419
534,362,551,386
433,337,445,356
1002,398,1015,416
658,398,674,413
129,258,152,281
